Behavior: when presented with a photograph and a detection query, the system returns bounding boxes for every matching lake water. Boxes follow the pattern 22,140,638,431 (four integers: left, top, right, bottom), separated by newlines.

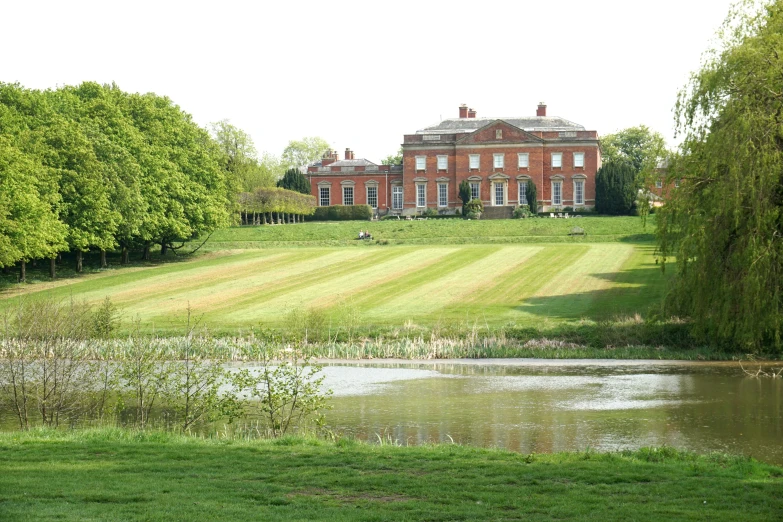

316,359,783,465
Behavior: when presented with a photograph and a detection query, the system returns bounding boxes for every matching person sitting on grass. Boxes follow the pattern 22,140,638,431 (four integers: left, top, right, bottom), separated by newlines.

358,230,365,240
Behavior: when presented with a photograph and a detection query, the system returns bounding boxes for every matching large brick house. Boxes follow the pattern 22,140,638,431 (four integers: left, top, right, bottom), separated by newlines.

308,103,601,217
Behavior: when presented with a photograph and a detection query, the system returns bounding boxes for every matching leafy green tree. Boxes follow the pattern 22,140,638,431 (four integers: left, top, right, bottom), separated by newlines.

602,126,666,175
281,137,330,170
381,147,403,165
276,168,311,195
526,180,537,214
657,0,783,351
595,161,636,215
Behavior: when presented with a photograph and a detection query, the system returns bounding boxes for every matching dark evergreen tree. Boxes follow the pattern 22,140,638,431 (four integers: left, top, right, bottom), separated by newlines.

526,180,537,214
595,161,636,215
276,168,311,195
458,180,471,208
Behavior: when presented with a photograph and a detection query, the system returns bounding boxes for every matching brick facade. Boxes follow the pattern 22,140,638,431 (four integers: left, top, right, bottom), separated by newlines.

308,104,601,217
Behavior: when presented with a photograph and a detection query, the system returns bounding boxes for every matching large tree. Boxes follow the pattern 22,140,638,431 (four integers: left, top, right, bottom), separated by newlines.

281,137,330,170
601,125,666,175
276,168,311,195
658,0,783,351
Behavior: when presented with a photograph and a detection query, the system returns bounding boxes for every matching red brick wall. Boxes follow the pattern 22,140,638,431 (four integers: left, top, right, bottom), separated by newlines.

307,174,402,210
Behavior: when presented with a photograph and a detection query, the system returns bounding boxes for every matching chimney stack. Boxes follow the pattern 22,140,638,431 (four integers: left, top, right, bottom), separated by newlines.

322,150,335,166
459,104,468,118
468,108,477,118
345,148,352,160
537,102,547,117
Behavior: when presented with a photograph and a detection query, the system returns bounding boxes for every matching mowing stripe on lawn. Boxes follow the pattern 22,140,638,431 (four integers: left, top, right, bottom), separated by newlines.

518,244,635,320
440,245,590,322
221,248,450,324
336,246,490,312
369,246,537,321
136,249,388,323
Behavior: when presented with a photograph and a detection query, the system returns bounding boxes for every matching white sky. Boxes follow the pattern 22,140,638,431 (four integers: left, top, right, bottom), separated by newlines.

3,0,736,163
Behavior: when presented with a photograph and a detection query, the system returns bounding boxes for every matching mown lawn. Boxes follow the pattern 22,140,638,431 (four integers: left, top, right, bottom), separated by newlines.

0,430,780,521
0,242,667,335
198,215,654,249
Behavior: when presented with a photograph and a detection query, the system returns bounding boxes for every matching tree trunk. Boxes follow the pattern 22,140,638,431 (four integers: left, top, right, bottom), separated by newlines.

121,246,129,265
160,242,168,257
141,243,150,261
2,265,9,275
20,260,26,282
76,251,83,273
100,249,107,269
49,258,56,280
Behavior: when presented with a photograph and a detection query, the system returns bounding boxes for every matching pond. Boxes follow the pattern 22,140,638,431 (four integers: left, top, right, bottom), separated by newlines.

316,359,783,465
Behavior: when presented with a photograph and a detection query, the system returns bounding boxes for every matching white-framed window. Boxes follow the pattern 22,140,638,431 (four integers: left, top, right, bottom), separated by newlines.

518,153,529,168
494,182,505,205
416,184,426,207
552,181,562,206
437,155,447,170
367,186,378,209
343,186,354,205
392,185,403,209
496,129,503,139
319,187,330,207
655,180,663,189
519,181,527,205
574,180,584,205
470,182,480,200
493,153,504,168
415,156,426,171
469,154,480,169
551,153,562,168
573,152,585,168
438,183,448,207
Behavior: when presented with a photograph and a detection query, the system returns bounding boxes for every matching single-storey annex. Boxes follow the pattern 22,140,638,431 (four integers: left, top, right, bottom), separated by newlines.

307,103,601,217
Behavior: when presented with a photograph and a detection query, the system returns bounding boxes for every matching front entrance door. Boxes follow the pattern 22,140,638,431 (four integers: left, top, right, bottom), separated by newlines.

494,182,505,206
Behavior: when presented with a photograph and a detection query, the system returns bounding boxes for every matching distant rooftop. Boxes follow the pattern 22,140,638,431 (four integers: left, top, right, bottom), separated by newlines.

417,116,586,134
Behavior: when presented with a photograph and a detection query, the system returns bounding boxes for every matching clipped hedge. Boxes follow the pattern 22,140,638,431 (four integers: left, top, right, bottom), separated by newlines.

307,205,373,222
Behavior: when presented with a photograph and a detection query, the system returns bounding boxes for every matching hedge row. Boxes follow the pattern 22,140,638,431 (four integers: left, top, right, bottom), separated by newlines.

307,205,373,221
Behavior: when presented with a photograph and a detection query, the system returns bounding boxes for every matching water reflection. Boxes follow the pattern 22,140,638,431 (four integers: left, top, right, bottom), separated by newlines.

316,360,783,464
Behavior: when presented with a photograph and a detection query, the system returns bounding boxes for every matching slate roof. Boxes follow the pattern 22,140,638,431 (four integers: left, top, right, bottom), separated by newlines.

417,116,585,134
310,158,379,168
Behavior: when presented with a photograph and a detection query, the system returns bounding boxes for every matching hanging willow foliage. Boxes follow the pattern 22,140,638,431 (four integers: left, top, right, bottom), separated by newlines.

657,0,783,351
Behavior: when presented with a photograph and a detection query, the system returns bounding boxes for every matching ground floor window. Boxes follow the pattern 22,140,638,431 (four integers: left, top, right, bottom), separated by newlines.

552,182,562,206
470,182,479,200
416,184,426,207
438,183,448,207
343,186,354,205
518,182,527,205
319,187,330,206
574,180,584,205
367,186,378,209
392,186,403,209
494,183,504,205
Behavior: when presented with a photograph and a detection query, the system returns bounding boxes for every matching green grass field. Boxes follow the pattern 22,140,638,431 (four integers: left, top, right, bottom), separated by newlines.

0,240,666,335
1,430,780,521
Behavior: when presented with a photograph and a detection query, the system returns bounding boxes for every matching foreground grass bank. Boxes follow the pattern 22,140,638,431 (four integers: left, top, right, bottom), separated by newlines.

0,430,780,521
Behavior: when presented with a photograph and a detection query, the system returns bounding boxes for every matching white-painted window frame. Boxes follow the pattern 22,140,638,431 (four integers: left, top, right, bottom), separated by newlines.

552,181,562,206
415,156,426,171
519,181,527,205
366,186,378,209
392,185,403,209
493,153,504,169
319,187,330,207
343,186,354,206
551,152,563,169
438,183,448,207
470,182,480,200
574,180,584,205
416,183,426,208
518,153,529,168
573,152,585,168
469,154,480,169
437,155,447,170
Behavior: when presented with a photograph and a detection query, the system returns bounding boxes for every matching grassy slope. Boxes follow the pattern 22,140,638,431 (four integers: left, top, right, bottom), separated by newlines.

0,430,780,521
0,243,666,335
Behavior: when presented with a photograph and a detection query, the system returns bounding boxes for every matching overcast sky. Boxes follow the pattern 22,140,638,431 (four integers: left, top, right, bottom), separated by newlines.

3,0,737,163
